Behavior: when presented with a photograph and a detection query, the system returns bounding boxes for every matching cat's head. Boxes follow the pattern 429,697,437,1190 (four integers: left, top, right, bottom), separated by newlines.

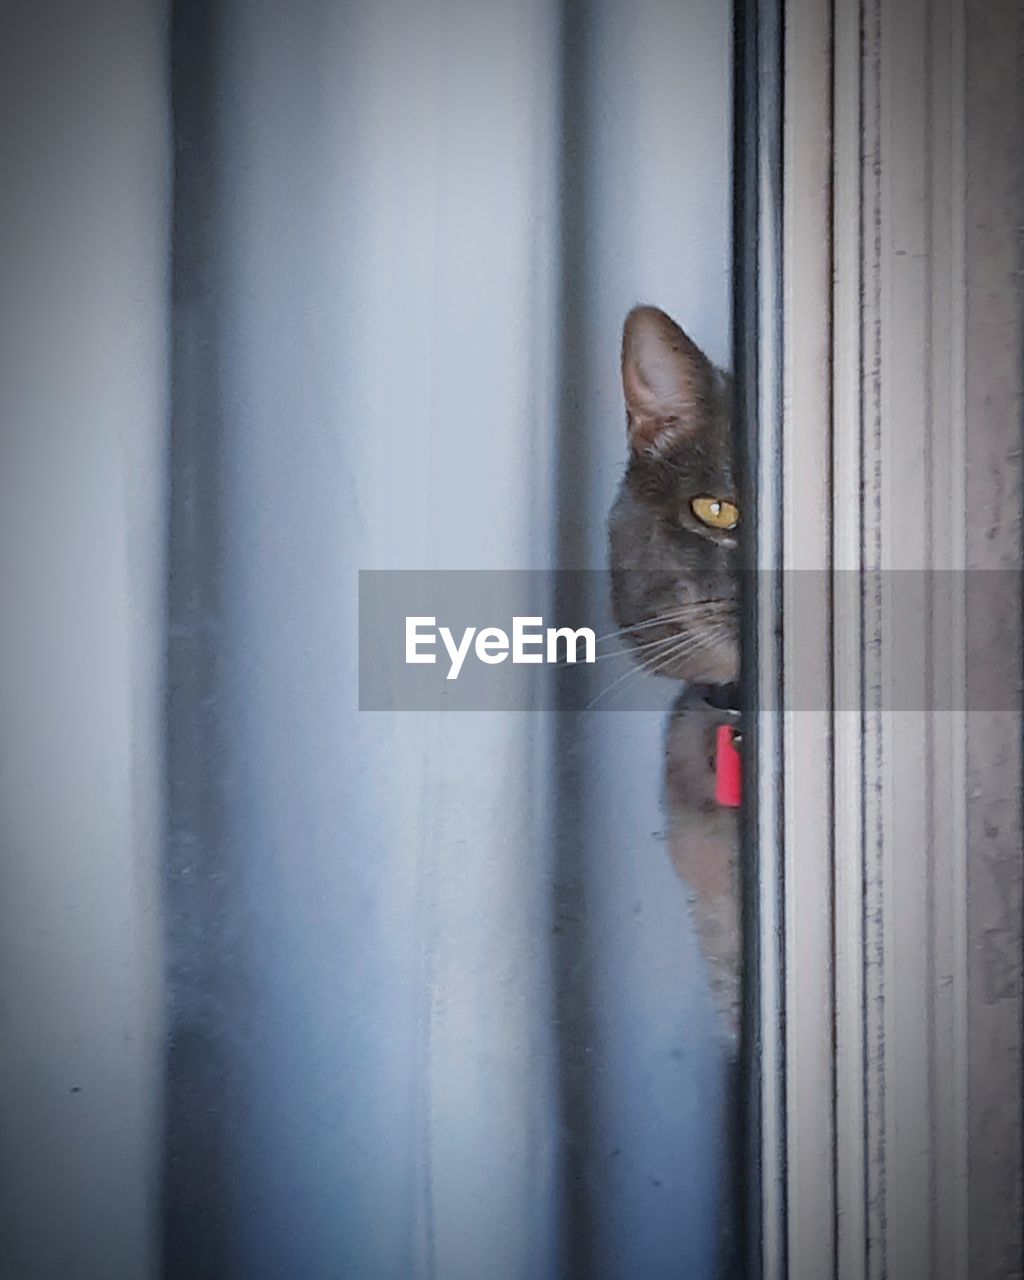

608,305,739,685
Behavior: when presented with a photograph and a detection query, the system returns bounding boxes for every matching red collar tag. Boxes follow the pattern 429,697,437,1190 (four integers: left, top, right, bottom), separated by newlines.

715,724,742,808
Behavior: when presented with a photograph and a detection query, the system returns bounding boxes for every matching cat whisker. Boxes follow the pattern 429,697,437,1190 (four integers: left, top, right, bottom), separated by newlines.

552,627,717,669
582,634,693,708
551,607,735,666
584,625,730,709
628,625,733,690
625,619,733,659
591,600,737,646
638,624,730,677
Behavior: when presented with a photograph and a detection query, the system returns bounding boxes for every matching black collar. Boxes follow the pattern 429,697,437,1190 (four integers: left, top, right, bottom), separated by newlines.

689,682,741,716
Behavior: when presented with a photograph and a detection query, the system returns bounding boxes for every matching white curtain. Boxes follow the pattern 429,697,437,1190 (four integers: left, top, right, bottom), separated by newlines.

1,1,732,1277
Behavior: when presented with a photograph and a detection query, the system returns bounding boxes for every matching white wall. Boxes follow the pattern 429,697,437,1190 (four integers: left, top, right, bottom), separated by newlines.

0,4,169,1277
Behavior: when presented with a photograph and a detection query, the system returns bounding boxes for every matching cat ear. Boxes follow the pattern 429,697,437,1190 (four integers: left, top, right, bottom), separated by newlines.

621,305,714,454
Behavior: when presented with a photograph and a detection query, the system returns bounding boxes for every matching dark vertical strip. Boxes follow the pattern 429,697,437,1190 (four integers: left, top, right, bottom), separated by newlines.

733,2,762,1274
552,1,596,1275
164,3,229,1275
735,0,787,1274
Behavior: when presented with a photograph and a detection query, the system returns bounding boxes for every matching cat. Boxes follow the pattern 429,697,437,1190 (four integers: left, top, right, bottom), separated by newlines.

608,303,741,1048
608,304,743,1276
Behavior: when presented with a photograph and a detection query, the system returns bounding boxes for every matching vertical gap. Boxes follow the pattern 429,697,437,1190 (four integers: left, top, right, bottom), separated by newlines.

856,4,871,1277
746,0,788,1273
922,3,938,1275
552,1,595,1275
826,0,840,1273
164,3,230,1276
947,1,969,1273
866,0,887,1273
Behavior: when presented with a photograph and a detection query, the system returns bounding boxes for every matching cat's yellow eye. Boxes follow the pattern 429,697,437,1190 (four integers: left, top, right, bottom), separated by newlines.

691,496,740,530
